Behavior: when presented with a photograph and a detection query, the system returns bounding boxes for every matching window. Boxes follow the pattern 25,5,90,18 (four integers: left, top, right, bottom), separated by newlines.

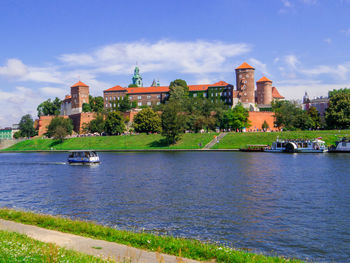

203,93,207,97
105,103,108,107
229,91,231,96
157,102,160,105
138,102,142,106
138,96,142,100
157,95,160,98
223,92,226,96
193,93,197,97
129,96,133,100
147,95,151,99
105,97,108,101
147,101,151,106
110,103,112,107
113,96,116,100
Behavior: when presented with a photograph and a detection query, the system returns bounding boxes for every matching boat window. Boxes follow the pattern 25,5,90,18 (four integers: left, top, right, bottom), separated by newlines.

303,143,308,148
277,142,281,148
69,153,73,158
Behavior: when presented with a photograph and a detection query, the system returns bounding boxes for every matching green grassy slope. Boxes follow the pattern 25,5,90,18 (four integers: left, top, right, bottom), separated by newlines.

0,208,304,263
3,133,218,151
212,130,350,149
0,229,111,262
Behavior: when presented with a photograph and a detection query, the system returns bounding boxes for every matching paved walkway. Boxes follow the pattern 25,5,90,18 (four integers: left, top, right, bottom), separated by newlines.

202,132,227,150
0,219,203,263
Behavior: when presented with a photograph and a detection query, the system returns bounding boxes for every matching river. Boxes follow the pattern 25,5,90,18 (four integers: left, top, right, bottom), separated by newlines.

0,152,349,262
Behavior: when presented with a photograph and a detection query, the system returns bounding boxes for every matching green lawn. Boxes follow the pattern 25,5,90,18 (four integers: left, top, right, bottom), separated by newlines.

3,133,218,151
212,130,350,149
0,208,304,263
0,229,112,263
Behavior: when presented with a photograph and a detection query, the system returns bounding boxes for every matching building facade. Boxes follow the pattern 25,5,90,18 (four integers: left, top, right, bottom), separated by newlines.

103,63,284,111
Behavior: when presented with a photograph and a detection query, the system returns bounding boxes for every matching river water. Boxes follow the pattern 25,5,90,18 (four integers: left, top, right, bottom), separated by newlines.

0,152,349,262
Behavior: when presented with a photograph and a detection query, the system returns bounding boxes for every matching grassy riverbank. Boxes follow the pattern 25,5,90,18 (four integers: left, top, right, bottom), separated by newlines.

0,229,111,262
0,208,303,263
3,130,349,151
3,133,217,151
212,130,350,149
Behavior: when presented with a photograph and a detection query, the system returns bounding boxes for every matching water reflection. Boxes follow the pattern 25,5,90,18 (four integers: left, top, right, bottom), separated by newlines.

0,152,349,262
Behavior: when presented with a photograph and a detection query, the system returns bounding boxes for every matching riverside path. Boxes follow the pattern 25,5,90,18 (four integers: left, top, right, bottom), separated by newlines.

202,132,227,150
0,219,202,263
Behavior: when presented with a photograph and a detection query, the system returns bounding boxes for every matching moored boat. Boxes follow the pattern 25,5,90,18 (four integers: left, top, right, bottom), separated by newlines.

67,150,100,164
265,138,327,153
328,137,350,152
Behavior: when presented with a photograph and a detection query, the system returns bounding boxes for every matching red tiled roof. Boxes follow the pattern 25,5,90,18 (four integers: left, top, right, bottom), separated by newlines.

272,87,284,99
236,62,254,70
127,86,170,94
104,81,231,94
257,76,272,83
105,85,127,92
211,81,230,86
71,81,89,87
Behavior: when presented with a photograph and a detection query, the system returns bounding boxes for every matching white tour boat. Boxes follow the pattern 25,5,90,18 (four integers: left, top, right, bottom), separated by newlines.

265,138,327,153
67,150,100,164
329,137,350,152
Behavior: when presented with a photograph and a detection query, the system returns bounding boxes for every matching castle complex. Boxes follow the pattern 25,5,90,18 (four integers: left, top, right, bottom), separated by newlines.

103,62,284,111
37,62,284,135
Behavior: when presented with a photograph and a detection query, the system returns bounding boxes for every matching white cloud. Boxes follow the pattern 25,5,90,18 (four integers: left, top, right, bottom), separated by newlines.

0,86,44,126
60,40,251,75
281,0,292,7
0,59,28,77
300,63,350,80
248,58,270,76
324,38,332,44
39,87,66,97
341,28,350,36
285,55,300,69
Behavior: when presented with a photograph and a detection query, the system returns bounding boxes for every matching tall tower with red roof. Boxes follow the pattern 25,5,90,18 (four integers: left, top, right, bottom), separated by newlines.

235,62,255,105
256,76,273,105
70,81,89,114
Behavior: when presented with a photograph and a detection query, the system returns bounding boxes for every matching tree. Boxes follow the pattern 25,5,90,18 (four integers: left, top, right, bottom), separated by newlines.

82,103,92,112
272,100,313,130
52,126,68,142
262,120,269,131
37,98,61,117
45,117,73,138
325,91,350,129
220,104,250,131
168,79,189,102
19,114,36,138
307,106,321,129
133,108,161,134
13,130,22,139
128,84,138,88
85,114,105,134
104,112,126,135
161,101,185,144
118,96,133,112
89,96,104,113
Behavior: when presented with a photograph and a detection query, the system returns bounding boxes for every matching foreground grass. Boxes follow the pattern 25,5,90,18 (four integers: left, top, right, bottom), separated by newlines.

212,130,350,149
0,208,304,263
0,229,112,263
3,133,217,151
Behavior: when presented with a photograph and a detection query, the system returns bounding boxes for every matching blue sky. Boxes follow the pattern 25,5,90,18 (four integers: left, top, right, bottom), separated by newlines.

0,0,350,126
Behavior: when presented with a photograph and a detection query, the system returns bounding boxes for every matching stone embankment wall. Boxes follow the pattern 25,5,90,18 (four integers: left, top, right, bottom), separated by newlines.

0,139,24,150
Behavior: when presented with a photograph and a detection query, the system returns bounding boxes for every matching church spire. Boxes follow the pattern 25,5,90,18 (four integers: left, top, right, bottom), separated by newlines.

132,65,143,87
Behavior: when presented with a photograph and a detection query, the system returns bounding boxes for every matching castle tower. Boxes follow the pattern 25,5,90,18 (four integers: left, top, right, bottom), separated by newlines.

70,81,89,114
256,76,273,105
235,62,255,104
132,66,143,87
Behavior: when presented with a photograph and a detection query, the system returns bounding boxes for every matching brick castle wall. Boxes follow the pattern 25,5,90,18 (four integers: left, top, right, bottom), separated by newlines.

248,112,278,131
